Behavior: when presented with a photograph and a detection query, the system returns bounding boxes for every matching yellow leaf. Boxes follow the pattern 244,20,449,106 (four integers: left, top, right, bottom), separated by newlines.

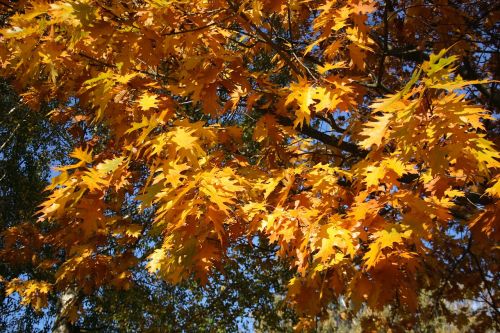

138,93,159,111
382,157,406,176
170,127,199,149
317,61,348,74
431,79,491,91
70,147,92,163
125,224,143,238
364,227,412,269
56,147,93,171
286,77,315,128
486,176,500,198
115,73,138,85
359,113,392,149
147,248,166,273
82,168,108,192
364,165,385,188
469,137,500,170
96,157,125,174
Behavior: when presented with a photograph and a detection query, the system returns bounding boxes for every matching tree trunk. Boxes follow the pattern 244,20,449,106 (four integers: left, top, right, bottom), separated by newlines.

52,286,79,333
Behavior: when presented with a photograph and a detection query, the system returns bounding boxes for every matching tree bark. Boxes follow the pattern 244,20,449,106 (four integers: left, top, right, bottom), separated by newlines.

52,286,79,333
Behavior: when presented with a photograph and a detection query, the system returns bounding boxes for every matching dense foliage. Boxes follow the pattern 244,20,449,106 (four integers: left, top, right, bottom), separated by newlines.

0,0,498,331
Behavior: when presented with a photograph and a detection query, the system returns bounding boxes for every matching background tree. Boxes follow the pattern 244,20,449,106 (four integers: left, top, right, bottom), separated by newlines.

0,0,498,331
0,78,69,331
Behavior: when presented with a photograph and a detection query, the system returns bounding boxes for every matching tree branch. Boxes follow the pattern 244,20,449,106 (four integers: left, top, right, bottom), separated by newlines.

275,114,363,155
162,13,235,36
226,0,304,76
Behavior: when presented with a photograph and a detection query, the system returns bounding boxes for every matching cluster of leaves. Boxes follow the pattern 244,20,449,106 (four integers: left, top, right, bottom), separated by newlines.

0,79,297,332
0,0,498,331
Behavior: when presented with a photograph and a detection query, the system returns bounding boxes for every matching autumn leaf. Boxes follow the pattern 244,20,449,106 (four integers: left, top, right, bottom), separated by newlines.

364,227,412,269
359,113,392,149
138,93,160,111
286,77,316,128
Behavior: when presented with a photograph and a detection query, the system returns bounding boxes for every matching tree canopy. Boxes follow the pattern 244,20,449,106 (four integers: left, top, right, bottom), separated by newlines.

0,0,499,331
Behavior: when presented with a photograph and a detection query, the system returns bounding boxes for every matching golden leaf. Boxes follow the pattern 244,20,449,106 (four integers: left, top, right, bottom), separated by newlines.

138,93,160,111
359,113,392,149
